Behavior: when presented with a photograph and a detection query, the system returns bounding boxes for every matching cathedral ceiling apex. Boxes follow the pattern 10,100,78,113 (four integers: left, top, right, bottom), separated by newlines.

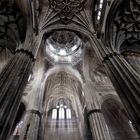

48,0,87,24
40,0,94,35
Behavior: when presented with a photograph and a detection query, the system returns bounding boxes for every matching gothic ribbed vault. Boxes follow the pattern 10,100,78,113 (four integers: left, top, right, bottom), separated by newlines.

0,0,140,140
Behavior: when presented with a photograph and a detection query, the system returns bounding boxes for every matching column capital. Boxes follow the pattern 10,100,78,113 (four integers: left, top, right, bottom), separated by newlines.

87,109,102,117
16,49,35,61
102,51,119,63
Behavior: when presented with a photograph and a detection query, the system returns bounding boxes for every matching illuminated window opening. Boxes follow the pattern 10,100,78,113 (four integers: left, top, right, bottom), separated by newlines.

66,108,72,119
52,109,57,119
100,0,103,4
99,3,103,9
59,49,67,56
59,108,65,119
97,0,104,21
71,45,78,51
28,74,32,82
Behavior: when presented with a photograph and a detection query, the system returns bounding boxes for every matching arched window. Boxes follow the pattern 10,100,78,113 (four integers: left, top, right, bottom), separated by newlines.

52,109,57,119
66,108,72,119
51,103,72,120
93,0,107,35
59,108,65,119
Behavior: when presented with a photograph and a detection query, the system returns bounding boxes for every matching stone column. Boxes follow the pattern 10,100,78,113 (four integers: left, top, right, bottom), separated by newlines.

0,34,42,140
88,110,112,140
19,59,45,140
0,52,34,140
90,34,140,134
84,83,112,140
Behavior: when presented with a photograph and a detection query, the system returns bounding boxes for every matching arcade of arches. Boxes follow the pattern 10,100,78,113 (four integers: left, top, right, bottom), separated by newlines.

0,0,140,140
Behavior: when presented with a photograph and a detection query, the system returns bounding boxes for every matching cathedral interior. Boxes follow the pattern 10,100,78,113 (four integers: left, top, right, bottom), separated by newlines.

0,0,140,140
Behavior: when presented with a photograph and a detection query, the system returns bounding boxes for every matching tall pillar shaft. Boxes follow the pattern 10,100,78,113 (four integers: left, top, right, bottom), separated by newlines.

0,33,42,140
0,52,34,140
84,83,112,140
90,34,140,134
88,110,112,140
103,53,140,134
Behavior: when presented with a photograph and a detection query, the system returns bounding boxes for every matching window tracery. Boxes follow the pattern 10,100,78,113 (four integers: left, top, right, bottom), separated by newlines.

52,104,72,120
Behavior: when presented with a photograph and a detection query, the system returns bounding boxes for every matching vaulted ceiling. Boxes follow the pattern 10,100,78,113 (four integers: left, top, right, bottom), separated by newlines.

0,0,140,54
0,1,26,53
105,0,140,53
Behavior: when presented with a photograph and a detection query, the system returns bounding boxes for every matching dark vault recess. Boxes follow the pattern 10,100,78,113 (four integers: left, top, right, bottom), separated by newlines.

0,1,26,53
105,0,140,53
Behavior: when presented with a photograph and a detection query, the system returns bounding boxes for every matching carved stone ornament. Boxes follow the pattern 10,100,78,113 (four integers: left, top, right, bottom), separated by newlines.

0,1,25,52
49,0,86,24
114,0,140,48
136,0,140,4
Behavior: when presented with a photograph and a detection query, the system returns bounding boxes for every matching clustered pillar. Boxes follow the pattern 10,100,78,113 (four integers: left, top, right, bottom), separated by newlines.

88,110,112,140
103,52,140,134
0,33,42,140
84,83,112,140
91,34,140,134
0,51,34,140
